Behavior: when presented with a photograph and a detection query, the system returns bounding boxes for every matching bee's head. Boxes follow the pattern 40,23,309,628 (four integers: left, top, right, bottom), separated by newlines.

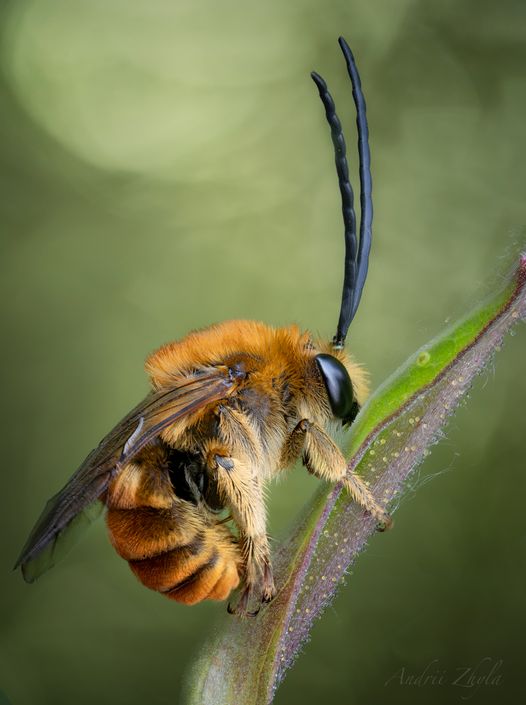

313,350,368,425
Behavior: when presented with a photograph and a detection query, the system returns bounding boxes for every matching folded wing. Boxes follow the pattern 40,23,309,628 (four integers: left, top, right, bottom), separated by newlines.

15,368,237,582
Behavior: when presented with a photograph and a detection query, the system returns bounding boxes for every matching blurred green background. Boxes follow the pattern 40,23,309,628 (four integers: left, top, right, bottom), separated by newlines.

1,0,525,703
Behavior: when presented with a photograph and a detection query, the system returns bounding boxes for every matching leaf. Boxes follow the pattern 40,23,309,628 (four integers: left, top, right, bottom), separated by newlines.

184,254,526,705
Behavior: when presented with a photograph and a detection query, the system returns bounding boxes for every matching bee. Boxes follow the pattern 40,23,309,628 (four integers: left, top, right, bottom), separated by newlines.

15,37,391,617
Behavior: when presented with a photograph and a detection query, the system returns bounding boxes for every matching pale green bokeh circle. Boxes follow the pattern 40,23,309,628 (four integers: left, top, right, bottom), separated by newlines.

2,0,306,174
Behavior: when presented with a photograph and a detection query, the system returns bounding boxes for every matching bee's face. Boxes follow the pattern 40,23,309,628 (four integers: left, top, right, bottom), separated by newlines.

298,337,369,427
302,342,372,431
314,353,358,422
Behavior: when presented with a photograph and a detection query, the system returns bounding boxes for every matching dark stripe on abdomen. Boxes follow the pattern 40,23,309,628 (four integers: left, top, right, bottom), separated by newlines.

164,549,219,596
128,533,205,570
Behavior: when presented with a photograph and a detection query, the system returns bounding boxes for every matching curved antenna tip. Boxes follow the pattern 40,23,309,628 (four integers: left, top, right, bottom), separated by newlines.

312,36,373,346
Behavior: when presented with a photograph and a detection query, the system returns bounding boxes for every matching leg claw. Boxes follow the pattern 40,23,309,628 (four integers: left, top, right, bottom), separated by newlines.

227,602,260,617
261,562,276,603
376,513,393,532
226,586,260,617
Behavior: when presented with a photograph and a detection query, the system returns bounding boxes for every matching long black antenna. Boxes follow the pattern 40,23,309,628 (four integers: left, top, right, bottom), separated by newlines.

311,37,373,349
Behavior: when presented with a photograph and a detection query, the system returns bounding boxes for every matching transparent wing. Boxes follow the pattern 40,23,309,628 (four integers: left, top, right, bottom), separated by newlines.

15,367,237,582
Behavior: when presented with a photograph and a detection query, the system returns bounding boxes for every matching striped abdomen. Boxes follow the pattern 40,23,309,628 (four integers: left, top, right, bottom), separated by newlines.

105,444,241,605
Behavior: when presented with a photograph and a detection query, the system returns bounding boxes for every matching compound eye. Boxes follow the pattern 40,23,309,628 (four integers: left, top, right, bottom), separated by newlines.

315,353,355,420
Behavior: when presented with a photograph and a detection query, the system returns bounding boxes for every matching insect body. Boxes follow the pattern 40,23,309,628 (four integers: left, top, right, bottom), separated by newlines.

16,38,391,616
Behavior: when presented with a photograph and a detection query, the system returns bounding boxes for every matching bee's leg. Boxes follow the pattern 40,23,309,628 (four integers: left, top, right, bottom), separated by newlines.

280,419,310,467
206,449,275,614
300,421,391,529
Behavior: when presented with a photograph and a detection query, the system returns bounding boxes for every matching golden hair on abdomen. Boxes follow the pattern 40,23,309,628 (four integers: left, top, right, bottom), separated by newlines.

105,442,241,605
